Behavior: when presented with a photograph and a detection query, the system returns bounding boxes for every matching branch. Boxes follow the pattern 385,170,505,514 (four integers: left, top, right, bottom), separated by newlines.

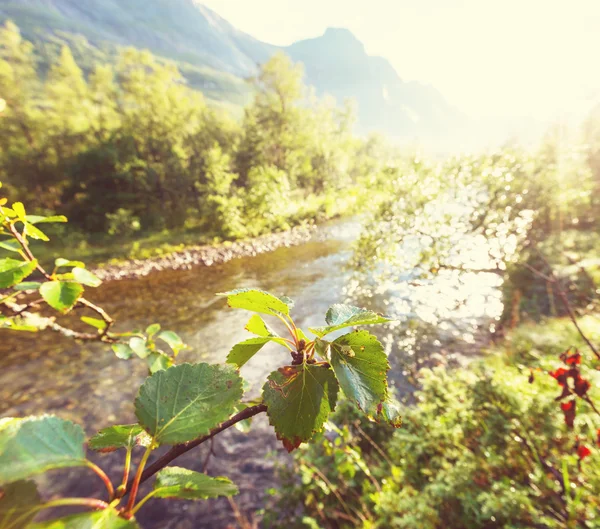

521,261,600,362
125,404,267,492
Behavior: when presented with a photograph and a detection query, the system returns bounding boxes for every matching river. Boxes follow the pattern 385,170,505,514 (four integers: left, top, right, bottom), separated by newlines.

0,219,502,528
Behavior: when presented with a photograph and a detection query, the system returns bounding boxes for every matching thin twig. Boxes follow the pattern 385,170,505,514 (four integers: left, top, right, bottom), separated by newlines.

126,404,267,492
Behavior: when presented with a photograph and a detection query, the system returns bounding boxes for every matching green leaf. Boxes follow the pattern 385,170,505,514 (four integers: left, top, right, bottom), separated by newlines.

375,397,402,428
309,304,391,337
330,330,389,416
13,281,41,291
0,480,41,529
0,240,20,253
39,281,83,313
296,327,309,342
244,314,275,337
23,223,48,242
152,467,238,500
54,258,85,269
11,202,25,219
129,337,150,358
262,364,339,452
145,323,161,337
218,288,291,315
81,316,107,330
135,363,244,445
278,295,295,309
0,416,86,485
226,337,271,368
25,215,67,225
112,343,133,359
0,258,37,288
314,338,330,359
72,267,102,288
28,508,139,528
88,424,150,453
146,351,172,373
157,331,185,355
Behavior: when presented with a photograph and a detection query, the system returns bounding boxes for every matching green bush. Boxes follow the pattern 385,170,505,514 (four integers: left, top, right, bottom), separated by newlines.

267,320,600,529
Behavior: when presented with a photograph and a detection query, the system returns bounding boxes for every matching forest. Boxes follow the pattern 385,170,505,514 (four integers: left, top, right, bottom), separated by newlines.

1,16,600,529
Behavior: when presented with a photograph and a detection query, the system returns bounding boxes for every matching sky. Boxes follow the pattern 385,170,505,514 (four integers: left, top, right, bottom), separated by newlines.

201,0,600,122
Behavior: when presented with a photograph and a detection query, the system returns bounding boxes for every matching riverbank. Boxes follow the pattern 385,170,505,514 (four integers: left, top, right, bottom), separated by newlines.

92,223,317,282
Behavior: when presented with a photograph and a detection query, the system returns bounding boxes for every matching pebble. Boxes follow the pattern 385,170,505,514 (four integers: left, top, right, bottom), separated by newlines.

92,225,317,282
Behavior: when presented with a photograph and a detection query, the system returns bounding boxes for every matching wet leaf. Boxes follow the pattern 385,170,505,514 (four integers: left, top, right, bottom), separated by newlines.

0,416,86,485
218,288,291,315
0,480,41,529
310,304,391,337
0,258,37,289
39,281,83,313
330,331,389,416
135,363,243,445
153,467,238,500
262,364,339,452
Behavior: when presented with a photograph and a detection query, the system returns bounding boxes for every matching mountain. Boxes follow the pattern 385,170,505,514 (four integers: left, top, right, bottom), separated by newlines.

0,0,463,142
286,27,464,140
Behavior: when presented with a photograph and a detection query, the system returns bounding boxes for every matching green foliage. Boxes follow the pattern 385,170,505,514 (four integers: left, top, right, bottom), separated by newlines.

309,304,391,337
88,425,149,453
152,467,238,500
39,281,83,313
0,258,36,288
329,331,389,416
219,288,291,316
134,363,244,445
267,322,600,529
0,416,86,485
221,289,397,452
0,480,41,529
263,364,340,452
0,21,376,247
28,509,139,529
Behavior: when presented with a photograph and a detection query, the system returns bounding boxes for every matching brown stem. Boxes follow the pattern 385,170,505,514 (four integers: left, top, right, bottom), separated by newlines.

8,222,52,280
582,395,600,418
125,444,153,514
85,460,115,501
202,437,216,472
522,261,600,362
6,222,117,342
125,404,267,492
78,297,115,339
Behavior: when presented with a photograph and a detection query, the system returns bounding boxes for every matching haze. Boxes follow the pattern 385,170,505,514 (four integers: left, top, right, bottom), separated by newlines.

202,0,600,122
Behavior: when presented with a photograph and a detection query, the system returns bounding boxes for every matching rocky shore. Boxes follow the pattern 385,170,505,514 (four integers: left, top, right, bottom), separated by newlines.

92,224,317,282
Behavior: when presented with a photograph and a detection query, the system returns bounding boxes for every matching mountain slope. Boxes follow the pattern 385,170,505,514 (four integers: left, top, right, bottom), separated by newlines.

286,27,463,139
0,0,462,141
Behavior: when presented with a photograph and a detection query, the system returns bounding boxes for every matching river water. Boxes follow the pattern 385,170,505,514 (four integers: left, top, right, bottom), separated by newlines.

0,219,502,528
